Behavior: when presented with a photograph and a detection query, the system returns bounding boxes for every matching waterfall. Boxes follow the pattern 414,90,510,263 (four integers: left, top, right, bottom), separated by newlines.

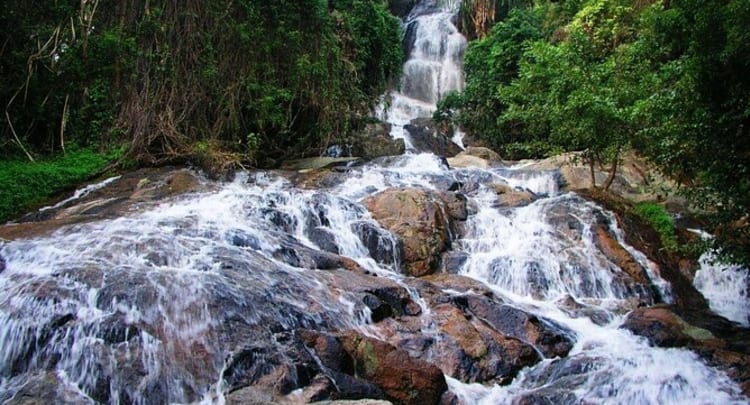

377,0,467,149
1,156,747,403
1,1,749,402
694,255,750,327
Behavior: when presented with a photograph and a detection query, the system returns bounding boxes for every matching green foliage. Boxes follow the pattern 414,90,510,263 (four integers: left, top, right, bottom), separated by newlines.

447,7,543,152
0,149,109,222
450,0,749,265
1,0,403,166
633,202,678,252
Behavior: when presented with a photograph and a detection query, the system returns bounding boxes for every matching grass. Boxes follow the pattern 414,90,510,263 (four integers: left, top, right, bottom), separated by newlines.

0,148,115,222
633,201,678,252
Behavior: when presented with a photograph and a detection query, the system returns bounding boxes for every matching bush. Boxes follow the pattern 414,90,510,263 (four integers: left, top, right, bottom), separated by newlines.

633,202,678,251
0,149,110,222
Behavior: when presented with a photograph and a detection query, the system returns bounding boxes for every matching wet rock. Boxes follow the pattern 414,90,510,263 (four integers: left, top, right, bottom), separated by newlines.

591,220,651,286
3,371,93,405
511,355,601,404
556,295,613,326
313,400,393,405
130,169,205,201
280,157,363,171
223,343,316,398
421,273,495,297
337,330,448,404
97,313,141,344
363,188,453,277
433,303,541,384
621,305,712,348
405,117,462,157
344,122,406,159
309,227,340,254
439,191,468,221
165,170,201,195
272,240,364,273
363,293,393,322
384,275,569,384
389,0,417,18
286,169,349,190
329,270,422,319
226,229,261,249
260,207,299,233
622,305,750,396
488,183,537,208
440,251,469,274
462,294,575,358
351,221,400,265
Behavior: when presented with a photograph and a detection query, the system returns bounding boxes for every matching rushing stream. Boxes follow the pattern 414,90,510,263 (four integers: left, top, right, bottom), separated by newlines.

1,154,748,404
1,1,749,404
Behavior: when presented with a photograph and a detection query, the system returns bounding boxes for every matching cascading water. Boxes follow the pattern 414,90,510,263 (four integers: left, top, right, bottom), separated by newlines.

377,0,467,149
2,1,749,402
694,255,750,327
0,155,748,404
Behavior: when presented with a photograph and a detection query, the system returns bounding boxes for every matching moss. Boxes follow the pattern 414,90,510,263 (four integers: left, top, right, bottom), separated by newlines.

633,202,678,252
360,340,379,376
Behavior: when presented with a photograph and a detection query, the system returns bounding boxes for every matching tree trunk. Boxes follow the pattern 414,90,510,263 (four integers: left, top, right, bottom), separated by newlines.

587,151,597,189
603,150,620,191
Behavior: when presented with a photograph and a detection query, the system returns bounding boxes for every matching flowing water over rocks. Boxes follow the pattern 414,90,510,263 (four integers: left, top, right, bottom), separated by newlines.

2,0,749,403
377,0,466,150
1,153,748,404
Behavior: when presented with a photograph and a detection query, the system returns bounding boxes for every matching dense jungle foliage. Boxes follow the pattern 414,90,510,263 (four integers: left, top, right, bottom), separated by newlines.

439,0,749,265
0,0,402,165
0,0,402,219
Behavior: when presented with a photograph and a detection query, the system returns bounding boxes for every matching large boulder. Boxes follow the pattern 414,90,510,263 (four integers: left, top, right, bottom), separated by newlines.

370,274,575,385
490,183,537,208
461,146,502,162
430,303,541,384
461,294,575,359
447,154,489,169
622,305,750,396
404,118,462,157
363,188,460,276
621,305,710,348
280,157,363,172
327,122,406,160
302,330,448,404
338,331,448,404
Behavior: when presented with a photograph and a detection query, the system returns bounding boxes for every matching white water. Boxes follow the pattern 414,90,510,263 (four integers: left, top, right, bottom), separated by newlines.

37,176,122,214
377,0,466,149
0,156,747,403
694,255,750,327
1,0,748,402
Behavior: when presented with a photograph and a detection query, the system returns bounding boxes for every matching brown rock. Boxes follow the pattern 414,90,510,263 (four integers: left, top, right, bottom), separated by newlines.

591,222,650,285
463,294,575,359
338,331,448,404
438,192,468,221
363,188,452,277
622,305,712,348
461,147,502,162
489,183,536,208
447,154,489,169
622,305,750,396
